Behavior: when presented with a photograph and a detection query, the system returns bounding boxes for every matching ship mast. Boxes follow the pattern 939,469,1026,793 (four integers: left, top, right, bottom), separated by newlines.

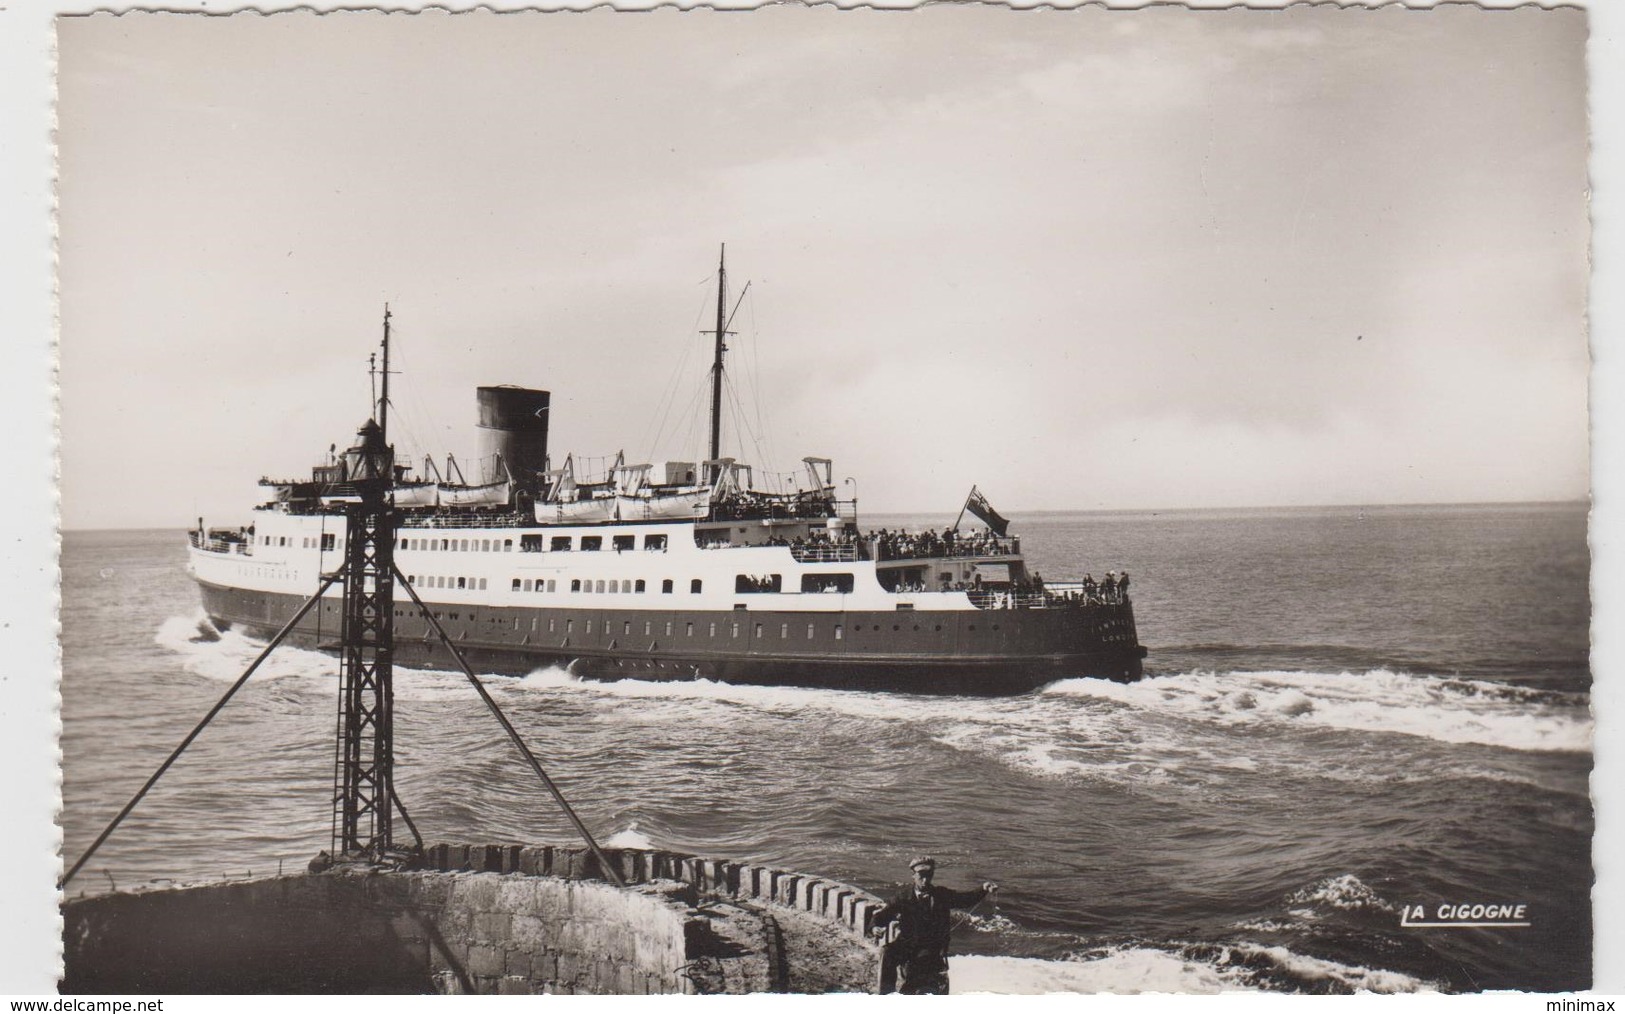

707,245,728,485
379,304,392,444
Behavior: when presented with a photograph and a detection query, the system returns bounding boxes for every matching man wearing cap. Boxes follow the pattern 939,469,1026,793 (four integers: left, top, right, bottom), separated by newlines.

872,856,998,994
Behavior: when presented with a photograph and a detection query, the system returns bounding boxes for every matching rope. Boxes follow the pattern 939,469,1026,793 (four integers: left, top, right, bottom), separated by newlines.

950,888,999,931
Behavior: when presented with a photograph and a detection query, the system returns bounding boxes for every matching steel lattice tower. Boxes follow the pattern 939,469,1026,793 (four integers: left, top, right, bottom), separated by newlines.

330,418,397,858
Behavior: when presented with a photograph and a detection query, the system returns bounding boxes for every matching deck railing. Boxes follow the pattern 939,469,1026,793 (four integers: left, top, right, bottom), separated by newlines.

189,531,254,556
788,544,862,563
966,582,1131,610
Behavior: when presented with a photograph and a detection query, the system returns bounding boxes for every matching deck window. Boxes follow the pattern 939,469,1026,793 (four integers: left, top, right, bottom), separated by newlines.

708,622,717,637
807,624,815,639
645,534,668,551
547,579,556,592
662,579,674,594
691,579,703,594
581,536,603,552
512,579,522,591
735,574,782,593
478,578,487,590
608,581,619,594
834,624,844,640
504,539,513,552
781,623,788,638
481,539,491,551
521,534,544,553
635,579,646,593
596,580,606,593
460,540,469,552
550,536,572,552
613,535,635,552
801,573,855,594
321,534,334,551
685,622,694,637
571,579,582,592
457,577,467,589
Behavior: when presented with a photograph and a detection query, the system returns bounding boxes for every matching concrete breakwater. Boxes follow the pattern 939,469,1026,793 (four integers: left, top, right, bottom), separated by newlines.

63,843,883,994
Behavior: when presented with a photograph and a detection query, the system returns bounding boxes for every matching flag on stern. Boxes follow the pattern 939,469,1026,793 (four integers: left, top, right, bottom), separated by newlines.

962,486,1010,536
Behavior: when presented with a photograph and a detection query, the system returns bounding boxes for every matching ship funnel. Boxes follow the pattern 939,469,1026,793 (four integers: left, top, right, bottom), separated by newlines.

477,385,551,487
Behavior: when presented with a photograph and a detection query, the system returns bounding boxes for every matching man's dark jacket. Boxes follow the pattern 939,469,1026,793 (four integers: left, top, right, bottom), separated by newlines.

873,883,988,956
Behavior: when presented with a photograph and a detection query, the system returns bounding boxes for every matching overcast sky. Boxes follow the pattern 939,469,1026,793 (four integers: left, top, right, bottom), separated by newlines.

55,6,1589,530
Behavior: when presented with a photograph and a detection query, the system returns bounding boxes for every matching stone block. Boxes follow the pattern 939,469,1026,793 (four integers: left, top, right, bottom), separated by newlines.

432,969,464,995
475,845,503,873
501,845,524,874
446,844,471,871
532,948,559,983
611,849,640,885
721,862,744,896
606,960,630,994
561,849,587,880
527,845,554,877
854,899,877,934
509,913,549,950
453,874,501,911
497,875,544,913
466,943,506,979
504,947,531,977
834,889,853,923
557,950,584,985
427,843,451,870
473,911,512,942
775,873,799,906
497,974,531,995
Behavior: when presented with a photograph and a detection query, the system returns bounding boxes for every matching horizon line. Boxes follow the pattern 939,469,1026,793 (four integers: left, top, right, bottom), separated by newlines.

58,497,1591,534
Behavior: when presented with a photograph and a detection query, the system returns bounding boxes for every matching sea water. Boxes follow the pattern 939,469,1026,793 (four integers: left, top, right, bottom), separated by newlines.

58,503,1593,992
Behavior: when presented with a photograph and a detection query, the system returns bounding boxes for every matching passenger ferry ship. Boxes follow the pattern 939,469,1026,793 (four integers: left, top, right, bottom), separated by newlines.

187,253,1147,694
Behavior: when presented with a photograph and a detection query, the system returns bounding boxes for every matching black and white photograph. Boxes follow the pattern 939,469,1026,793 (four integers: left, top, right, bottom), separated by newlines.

32,1,1605,997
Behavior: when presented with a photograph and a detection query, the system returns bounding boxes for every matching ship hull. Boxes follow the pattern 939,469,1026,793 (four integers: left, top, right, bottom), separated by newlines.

196,578,1145,695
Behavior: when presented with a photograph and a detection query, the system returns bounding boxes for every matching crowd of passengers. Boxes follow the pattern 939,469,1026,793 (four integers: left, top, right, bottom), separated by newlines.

760,526,1018,560
870,527,1015,561
944,570,1131,606
710,492,837,521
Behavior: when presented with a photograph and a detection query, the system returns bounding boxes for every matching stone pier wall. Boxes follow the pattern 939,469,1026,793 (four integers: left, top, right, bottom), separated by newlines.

62,842,882,995
422,842,888,942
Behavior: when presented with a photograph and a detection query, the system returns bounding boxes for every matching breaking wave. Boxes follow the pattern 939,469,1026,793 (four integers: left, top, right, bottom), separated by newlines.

1045,668,1591,754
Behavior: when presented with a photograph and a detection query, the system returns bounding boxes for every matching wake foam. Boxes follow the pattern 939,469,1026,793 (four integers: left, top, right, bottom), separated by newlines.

602,822,656,849
1045,668,1591,753
949,950,1253,994
951,939,1438,994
